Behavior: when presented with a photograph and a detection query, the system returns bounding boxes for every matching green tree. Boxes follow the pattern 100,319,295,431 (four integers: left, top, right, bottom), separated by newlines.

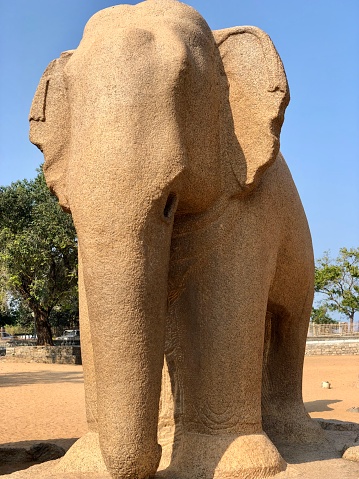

0,294,17,329
310,305,337,324
314,248,359,332
0,169,78,345
0,296,32,330
0,268,17,328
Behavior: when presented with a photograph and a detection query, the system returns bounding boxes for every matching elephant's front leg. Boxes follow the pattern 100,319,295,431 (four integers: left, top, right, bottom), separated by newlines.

163,223,286,479
67,183,177,478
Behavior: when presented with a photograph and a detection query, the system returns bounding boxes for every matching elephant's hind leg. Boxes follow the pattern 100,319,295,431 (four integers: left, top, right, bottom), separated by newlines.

262,249,328,446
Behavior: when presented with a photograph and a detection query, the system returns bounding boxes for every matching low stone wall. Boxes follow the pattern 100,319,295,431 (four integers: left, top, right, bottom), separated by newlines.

305,340,359,356
2,340,358,364
4,346,82,364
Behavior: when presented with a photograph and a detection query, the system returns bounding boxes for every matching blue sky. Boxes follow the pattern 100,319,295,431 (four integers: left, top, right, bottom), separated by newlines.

0,0,358,260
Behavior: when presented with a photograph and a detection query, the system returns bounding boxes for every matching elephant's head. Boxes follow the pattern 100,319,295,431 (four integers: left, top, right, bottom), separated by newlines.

30,1,289,212
29,1,289,477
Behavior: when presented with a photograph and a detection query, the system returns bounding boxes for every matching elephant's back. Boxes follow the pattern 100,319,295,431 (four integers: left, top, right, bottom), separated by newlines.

259,152,310,232
243,151,313,264
260,152,314,272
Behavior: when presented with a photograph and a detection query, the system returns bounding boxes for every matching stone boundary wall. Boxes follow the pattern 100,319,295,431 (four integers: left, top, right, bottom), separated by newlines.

305,340,359,356
1,341,358,364
3,346,82,364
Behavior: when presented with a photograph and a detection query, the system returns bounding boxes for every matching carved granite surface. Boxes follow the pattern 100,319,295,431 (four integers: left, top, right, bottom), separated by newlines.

29,1,339,478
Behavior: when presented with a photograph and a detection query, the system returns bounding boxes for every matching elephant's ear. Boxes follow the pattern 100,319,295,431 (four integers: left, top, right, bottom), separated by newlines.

213,27,289,190
29,50,74,212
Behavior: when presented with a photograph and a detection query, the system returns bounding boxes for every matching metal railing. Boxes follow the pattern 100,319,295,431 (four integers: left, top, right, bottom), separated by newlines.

307,322,359,337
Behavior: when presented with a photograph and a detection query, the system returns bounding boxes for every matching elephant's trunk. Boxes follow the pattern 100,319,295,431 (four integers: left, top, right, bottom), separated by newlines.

73,189,177,478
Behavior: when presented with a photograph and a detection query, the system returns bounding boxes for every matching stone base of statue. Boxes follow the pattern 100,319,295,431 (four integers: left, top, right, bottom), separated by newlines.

2,427,359,479
2,456,359,479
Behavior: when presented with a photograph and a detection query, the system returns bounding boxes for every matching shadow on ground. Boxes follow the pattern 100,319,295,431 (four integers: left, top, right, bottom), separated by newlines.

0,370,83,387
276,440,341,465
273,419,359,467
0,438,78,476
305,399,342,413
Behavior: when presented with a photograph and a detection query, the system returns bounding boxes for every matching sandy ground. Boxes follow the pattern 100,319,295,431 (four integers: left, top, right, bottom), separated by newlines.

303,355,359,424
0,355,358,477
0,360,86,452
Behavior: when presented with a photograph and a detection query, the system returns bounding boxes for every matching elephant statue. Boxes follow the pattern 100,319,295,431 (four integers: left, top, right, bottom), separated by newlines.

29,1,325,478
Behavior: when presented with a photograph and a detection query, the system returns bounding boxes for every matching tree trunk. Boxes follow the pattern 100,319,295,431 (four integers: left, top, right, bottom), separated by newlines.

349,312,355,333
33,308,53,345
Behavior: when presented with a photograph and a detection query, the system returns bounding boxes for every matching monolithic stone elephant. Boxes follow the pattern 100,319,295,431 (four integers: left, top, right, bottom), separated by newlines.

29,1,324,478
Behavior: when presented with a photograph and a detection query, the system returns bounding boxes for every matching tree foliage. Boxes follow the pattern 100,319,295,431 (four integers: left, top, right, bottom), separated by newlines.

0,169,78,344
314,248,359,330
310,305,338,324
0,295,32,330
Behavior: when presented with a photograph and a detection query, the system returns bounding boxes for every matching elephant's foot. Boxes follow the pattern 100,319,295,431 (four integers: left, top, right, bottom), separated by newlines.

263,409,330,446
157,431,286,479
53,432,109,474
54,431,161,478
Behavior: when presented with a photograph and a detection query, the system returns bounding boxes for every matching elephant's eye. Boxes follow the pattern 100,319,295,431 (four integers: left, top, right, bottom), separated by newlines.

163,193,178,221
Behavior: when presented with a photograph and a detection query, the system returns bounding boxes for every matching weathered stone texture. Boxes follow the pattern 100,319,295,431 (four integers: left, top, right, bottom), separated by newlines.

28,0,325,477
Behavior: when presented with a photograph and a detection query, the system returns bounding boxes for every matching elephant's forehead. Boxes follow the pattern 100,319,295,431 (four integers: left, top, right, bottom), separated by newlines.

67,4,217,92
84,0,208,33
67,27,186,96
81,0,213,49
